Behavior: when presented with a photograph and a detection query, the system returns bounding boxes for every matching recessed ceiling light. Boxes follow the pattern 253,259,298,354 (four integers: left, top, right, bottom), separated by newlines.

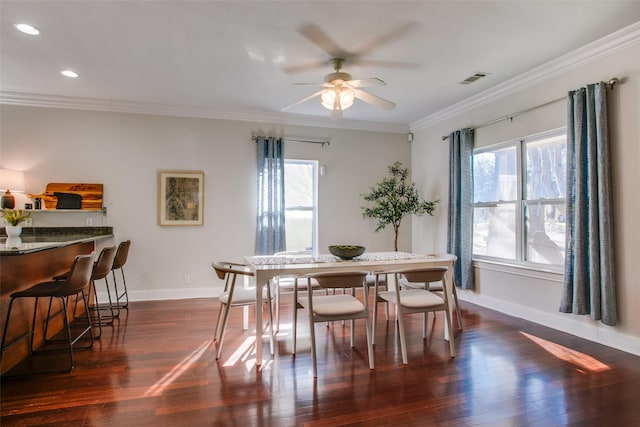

14,23,40,35
61,70,79,78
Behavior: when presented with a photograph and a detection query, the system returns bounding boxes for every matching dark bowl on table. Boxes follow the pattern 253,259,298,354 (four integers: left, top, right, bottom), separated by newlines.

328,245,366,260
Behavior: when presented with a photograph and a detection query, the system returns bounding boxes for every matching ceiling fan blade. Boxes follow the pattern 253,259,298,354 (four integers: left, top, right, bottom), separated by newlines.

292,82,333,88
353,88,396,111
299,24,347,58
282,59,330,74
353,22,419,57
281,89,325,111
347,78,386,88
352,59,421,70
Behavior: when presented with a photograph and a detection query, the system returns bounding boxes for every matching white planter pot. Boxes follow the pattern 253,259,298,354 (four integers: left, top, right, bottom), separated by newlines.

5,225,22,238
5,236,22,248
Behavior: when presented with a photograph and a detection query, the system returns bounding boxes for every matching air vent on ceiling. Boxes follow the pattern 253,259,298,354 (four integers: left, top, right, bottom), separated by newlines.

460,72,489,85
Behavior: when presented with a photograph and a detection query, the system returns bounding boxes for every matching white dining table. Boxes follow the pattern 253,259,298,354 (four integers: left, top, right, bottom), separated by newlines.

245,251,457,366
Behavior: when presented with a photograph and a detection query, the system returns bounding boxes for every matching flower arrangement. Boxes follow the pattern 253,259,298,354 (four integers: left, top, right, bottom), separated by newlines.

2,209,32,226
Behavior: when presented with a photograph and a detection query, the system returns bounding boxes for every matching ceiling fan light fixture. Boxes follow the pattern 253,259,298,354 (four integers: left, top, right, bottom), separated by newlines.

321,86,355,111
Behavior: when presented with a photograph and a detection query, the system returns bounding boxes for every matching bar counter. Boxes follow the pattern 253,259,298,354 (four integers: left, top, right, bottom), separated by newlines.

1,227,114,375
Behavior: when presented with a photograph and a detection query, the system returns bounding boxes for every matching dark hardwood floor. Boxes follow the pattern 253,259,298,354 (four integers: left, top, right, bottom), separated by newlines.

2,296,640,426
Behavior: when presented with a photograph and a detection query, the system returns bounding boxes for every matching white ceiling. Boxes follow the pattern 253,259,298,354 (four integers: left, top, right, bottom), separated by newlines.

1,1,639,131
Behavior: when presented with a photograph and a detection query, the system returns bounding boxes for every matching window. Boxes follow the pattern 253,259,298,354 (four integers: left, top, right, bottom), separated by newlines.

284,160,318,253
473,129,566,268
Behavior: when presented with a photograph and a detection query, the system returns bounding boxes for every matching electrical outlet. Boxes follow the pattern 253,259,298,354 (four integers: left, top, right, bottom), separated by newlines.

86,217,93,226
184,274,191,284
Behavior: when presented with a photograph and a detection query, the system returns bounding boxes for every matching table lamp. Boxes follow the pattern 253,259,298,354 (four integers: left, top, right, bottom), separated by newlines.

0,168,25,209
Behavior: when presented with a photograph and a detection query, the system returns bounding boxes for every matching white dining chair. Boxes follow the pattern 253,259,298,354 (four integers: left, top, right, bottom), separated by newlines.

295,271,374,377
398,272,463,330
211,261,274,360
376,267,456,364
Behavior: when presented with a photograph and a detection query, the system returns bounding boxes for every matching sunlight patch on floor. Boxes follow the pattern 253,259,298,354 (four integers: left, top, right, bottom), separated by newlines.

222,335,256,367
143,340,213,397
520,331,610,372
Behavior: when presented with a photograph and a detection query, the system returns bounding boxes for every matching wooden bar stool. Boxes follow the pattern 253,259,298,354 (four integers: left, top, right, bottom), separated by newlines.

1,254,94,376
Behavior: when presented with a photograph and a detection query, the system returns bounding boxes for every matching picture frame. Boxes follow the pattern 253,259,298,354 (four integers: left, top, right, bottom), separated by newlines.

158,170,204,226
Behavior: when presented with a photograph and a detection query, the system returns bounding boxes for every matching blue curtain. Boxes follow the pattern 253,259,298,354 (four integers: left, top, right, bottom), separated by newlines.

255,137,286,255
560,83,617,325
447,128,475,290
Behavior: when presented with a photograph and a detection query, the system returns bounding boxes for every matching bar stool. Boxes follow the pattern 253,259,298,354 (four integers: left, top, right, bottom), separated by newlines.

86,246,118,335
56,246,118,337
111,240,131,309
1,254,94,376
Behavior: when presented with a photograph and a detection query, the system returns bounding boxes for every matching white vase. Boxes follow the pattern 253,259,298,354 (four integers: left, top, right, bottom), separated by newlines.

5,236,22,248
5,225,22,238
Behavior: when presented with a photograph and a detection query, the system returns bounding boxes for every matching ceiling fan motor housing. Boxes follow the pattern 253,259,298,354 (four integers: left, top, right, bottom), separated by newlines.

324,72,352,84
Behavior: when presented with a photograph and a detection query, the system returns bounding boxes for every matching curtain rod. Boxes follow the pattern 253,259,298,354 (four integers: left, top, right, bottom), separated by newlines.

252,136,331,147
440,77,621,140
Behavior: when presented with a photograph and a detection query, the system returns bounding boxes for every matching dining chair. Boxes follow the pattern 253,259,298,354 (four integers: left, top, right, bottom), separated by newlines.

211,261,274,360
376,267,456,364
398,272,463,330
1,254,95,376
271,252,321,333
294,271,374,377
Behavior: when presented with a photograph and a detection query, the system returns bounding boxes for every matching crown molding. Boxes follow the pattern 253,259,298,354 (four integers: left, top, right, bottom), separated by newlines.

410,21,640,132
0,91,408,134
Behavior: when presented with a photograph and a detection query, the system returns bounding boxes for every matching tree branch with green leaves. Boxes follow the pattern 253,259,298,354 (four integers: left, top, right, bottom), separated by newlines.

361,161,438,251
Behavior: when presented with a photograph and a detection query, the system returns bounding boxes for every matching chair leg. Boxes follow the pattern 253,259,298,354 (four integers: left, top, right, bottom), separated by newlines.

89,280,103,338
397,309,408,365
309,306,318,378
452,284,463,330
423,313,428,338
113,267,129,309
60,297,75,372
216,302,232,360
213,302,224,341
365,315,374,370
444,305,456,358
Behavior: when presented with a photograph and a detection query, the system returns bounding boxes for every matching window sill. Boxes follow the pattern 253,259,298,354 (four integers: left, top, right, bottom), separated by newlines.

472,258,563,283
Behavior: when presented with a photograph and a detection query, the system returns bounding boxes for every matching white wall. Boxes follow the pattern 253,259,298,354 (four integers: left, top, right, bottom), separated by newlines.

1,107,410,299
411,41,640,355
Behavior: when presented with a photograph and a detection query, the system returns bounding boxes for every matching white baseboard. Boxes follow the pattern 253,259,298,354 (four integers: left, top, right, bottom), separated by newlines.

458,292,640,357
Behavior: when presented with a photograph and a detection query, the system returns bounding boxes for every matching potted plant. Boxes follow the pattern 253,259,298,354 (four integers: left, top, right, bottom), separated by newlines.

2,209,32,238
361,161,438,251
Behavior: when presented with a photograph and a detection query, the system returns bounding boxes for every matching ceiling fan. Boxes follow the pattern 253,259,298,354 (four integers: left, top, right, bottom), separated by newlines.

282,58,396,119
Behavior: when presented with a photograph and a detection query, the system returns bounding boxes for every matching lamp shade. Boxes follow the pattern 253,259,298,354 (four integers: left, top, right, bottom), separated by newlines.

0,168,25,192
321,87,355,111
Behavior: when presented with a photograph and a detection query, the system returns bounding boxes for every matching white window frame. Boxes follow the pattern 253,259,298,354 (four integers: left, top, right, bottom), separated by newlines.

284,159,318,254
472,128,566,271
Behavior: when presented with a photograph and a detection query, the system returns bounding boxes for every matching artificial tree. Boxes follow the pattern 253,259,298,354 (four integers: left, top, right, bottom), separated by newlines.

361,161,438,251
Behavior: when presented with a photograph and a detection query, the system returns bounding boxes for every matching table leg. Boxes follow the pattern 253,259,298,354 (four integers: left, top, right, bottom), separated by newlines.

443,266,455,342
255,272,264,366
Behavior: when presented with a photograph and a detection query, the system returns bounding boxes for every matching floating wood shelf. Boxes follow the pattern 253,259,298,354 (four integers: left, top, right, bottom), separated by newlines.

27,183,103,210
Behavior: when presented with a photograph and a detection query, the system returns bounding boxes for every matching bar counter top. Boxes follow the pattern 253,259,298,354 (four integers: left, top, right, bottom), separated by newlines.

0,227,113,255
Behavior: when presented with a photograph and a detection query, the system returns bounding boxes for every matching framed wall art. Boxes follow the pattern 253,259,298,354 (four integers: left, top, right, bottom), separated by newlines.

158,170,204,226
